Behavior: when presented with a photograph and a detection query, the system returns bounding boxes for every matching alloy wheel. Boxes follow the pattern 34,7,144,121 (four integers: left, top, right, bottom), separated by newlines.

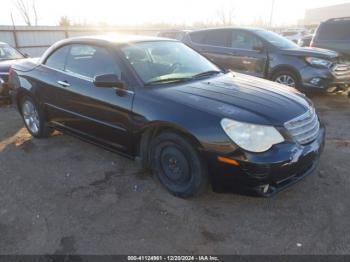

22,100,40,135
275,74,296,87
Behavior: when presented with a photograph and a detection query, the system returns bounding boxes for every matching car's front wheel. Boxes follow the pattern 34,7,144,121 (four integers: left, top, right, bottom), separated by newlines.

20,96,51,138
272,70,300,88
150,132,209,198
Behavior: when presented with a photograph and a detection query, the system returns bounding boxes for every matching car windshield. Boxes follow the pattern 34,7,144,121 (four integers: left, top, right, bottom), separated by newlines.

0,44,24,60
120,41,220,85
255,30,298,49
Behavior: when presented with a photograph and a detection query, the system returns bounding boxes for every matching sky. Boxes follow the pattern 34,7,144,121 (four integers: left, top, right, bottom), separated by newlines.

0,0,349,26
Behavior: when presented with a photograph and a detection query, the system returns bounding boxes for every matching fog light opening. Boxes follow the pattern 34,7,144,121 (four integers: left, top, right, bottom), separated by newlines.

310,78,322,86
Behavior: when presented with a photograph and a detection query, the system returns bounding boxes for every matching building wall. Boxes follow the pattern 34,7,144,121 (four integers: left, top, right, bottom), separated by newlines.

305,3,350,25
0,26,162,56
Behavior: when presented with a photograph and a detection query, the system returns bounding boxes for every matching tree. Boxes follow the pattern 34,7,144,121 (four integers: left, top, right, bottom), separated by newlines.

14,0,38,26
58,16,71,27
216,4,235,26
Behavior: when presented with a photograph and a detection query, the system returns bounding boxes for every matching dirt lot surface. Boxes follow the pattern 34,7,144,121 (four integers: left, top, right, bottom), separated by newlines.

0,93,349,255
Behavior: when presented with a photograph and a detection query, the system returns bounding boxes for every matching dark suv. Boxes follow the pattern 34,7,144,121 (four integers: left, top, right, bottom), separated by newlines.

183,28,350,92
311,17,350,60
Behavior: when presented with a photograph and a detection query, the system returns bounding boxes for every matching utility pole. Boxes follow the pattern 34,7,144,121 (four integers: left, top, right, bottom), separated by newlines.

269,0,275,28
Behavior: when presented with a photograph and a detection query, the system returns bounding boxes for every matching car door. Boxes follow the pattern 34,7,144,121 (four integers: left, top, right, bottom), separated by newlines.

38,44,71,121
42,43,134,154
227,30,268,78
187,29,233,70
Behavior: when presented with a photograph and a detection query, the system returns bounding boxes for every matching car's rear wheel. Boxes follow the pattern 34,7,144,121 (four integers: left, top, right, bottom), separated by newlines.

20,96,51,138
272,70,300,88
150,132,208,198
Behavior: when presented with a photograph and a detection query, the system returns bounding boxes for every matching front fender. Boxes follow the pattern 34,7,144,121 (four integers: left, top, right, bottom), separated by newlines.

268,53,307,80
132,90,237,154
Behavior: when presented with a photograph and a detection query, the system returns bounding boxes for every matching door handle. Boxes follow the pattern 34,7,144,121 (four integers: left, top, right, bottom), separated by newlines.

57,80,70,88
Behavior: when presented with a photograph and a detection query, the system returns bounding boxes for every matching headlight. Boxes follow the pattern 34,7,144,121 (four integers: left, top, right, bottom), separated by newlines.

305,57,332,68
220,118,285,153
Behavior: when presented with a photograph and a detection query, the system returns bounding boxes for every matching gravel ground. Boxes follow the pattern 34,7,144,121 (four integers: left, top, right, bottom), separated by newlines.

0,92,349,255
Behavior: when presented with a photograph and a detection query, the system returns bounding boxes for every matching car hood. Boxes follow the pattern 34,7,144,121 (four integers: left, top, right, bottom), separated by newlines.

280,46,339,59
158,73,312,126
0,59,27,73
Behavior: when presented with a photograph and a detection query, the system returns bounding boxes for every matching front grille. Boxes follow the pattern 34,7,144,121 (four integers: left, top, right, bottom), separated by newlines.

332,57,350,77
332,63,350,77
284,108,320,145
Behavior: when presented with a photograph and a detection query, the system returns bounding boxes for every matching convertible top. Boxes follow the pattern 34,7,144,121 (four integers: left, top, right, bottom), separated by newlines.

38,34,177,64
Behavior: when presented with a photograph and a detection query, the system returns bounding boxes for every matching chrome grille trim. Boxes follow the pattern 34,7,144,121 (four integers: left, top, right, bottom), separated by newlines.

332,63,350,77
285,112,317,131
284,108,320,145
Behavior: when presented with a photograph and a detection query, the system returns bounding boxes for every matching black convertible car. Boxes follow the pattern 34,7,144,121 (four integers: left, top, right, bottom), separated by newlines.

10,35,325,197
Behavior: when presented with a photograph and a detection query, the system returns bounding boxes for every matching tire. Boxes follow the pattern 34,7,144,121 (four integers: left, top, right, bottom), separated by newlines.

149,132,209,198
20,95,52,138
272,70,300,89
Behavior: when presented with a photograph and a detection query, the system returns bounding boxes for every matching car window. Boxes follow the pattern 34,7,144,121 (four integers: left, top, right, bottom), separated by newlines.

65,44,121,79
231,31,262,50
317,21,350,41
204,30,230,47
189,31,206,44
45,45,70,71
255,30,297,49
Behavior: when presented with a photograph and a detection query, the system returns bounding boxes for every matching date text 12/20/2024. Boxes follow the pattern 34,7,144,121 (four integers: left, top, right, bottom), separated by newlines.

127,256,220,261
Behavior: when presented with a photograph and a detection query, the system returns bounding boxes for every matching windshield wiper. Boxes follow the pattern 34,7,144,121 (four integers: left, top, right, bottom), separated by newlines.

192,70,222,79
145,70,224,86
145,77,193,86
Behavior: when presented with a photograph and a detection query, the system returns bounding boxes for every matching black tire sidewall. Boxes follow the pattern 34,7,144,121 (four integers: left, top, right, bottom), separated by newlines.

150,132,208,198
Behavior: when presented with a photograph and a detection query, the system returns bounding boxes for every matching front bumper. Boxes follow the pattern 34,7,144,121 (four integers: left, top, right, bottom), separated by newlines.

205,124,326,197
300,64,350,91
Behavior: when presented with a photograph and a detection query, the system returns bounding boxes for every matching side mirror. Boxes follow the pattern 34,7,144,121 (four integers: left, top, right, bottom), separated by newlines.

93,74,125,89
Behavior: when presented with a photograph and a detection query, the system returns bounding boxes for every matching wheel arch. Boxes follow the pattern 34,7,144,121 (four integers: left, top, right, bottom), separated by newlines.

16,89,36,114
135,121,204,169
268,65,302,83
